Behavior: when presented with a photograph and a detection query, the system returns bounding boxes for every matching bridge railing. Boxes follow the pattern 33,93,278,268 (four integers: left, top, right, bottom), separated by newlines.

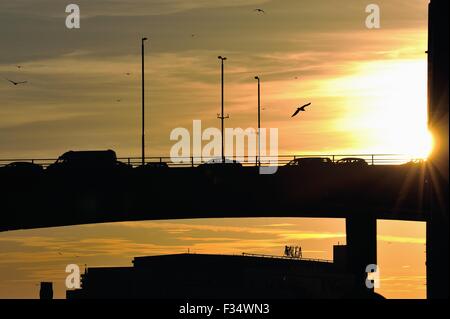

0,158,57,168
241,252,333,263
0,154,422,168
116,154,419,167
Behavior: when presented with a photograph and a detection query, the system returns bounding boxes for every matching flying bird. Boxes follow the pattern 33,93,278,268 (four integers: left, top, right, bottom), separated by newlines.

5,78,27,85
291,102,311,117
254,8,265,14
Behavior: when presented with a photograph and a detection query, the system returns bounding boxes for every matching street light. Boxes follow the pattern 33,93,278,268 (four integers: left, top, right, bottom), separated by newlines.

217,56,229,164
141,37,148,166
255,76,261,167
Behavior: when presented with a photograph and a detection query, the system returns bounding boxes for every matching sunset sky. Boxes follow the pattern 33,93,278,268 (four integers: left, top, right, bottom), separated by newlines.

0,0,430,298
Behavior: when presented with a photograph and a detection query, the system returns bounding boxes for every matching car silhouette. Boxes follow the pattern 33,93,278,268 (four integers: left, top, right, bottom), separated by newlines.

142,162,169,169
403,159,425,166
47,150,130,172
336,157,368,167
197,158,243,185
198,158,243,169
285,157,333,167
0,162,44,175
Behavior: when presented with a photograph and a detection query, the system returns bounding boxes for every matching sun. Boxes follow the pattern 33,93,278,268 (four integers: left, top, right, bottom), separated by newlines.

331,59,432,159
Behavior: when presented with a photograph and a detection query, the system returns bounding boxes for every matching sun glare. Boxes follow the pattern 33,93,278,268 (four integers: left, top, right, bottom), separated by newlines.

330,59,432,159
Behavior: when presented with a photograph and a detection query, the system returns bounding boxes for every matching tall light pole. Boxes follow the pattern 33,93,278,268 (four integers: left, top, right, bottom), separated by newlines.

255,76,261,167
217,56,228,163
141,37,148,166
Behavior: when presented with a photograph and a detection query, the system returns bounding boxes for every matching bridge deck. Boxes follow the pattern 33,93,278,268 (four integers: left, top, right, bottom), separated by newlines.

0,162,428,232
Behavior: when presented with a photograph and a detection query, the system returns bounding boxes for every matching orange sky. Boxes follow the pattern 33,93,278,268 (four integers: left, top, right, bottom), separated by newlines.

0,0,430,299
0,0,431,159
0,219,426,299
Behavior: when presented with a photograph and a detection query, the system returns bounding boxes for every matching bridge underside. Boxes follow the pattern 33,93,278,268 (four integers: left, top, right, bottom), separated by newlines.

0,164,427,232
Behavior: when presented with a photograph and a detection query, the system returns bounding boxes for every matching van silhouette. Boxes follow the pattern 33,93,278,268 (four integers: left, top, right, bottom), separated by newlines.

47,150,129,172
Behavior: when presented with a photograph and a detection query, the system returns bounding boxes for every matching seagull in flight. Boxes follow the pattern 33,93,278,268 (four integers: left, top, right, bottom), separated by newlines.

291,102,311,117
254,8,265,14
5,78,27,86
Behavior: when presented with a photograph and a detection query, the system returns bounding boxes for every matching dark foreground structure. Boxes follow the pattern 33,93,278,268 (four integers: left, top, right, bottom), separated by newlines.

66,246,382,299
1,0,447,299
426,0,449,299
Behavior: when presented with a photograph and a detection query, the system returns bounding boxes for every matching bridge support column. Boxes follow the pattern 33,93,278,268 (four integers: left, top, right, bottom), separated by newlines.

426,0,449,299
346,216,377,297
426,203,449,299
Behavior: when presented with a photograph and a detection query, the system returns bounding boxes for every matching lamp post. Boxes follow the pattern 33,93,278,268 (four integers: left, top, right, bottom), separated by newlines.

217,56,228,164
141,37,148,166
255,76,261,167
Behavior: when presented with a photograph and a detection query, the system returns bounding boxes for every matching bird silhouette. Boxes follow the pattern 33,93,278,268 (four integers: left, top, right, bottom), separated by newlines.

254,8,265,14
291,102,311,117
5,78,27,85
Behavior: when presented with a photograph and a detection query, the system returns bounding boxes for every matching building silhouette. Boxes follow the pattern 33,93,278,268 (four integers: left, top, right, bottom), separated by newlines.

66,246,383,299
39,282,53,300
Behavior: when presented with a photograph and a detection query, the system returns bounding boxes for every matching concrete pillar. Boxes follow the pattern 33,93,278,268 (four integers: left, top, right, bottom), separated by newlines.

426,0,449,299
346,216,377,297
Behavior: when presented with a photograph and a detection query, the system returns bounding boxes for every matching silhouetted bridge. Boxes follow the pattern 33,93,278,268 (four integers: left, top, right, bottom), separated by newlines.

0,153,428,232
0,153,430,297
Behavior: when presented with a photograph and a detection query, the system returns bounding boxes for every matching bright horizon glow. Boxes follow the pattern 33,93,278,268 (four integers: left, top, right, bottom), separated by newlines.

327,59,432,159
